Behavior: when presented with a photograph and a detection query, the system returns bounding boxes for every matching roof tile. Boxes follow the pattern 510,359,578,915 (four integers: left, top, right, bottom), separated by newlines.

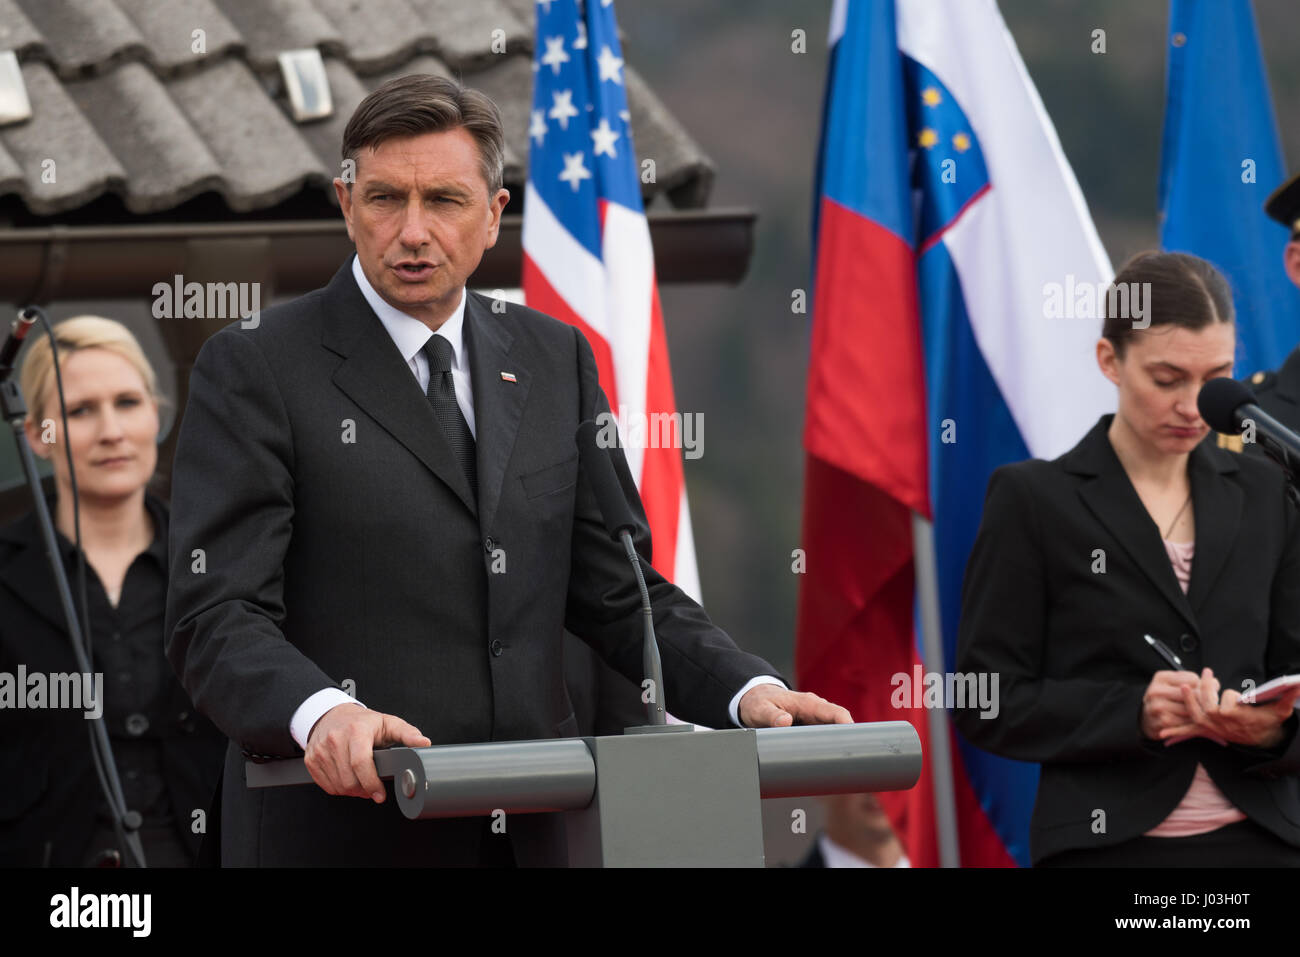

7,60,127,214
114,0,244,75
309,0,429,74
211,0,343,72
167,57,328,211
0,139,25,198
15,0,147,78
64,60,223,212
0,0,714,219
402,0,531,69
0,0,45,58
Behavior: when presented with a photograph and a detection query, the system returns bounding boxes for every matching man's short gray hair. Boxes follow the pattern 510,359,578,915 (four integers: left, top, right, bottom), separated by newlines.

341,74,505,193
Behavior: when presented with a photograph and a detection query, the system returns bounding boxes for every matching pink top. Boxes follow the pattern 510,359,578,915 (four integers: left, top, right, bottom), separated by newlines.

1143,538,1247,838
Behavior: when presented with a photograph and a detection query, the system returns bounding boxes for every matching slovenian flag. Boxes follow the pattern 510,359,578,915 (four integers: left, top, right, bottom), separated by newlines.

797,0,1114,866
522,0,700,599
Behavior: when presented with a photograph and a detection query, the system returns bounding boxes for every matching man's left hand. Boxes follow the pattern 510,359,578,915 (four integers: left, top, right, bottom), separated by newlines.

739,685,854,728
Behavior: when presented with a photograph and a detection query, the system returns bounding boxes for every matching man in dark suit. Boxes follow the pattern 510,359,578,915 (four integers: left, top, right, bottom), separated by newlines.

164,74,849,866
563,632,646,737
795,794,909,868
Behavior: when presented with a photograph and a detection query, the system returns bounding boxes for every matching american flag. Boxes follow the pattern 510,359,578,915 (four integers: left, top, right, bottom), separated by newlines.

523,0,701,599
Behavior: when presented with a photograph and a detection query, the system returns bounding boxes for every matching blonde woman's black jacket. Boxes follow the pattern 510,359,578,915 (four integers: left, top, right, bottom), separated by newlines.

955,415,1300,864
0,495,225,866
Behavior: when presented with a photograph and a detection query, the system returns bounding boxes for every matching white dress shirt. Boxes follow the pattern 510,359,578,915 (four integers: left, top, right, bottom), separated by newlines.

352,254,476,437
818,833,911,868
288,256,782,748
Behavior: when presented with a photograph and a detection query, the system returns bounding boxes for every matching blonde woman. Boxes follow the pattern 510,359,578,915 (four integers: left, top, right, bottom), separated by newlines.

0,316,223,867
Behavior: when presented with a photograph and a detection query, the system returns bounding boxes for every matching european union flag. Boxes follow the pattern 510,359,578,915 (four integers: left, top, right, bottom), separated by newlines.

1158,0,1300,376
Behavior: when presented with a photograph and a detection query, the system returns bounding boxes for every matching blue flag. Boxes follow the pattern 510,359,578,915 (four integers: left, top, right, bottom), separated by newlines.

1159,0,1300,376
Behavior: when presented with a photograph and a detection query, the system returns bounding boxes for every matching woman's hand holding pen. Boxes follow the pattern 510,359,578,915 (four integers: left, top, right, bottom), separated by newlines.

1154,668,1300,749
1142,670,1208,743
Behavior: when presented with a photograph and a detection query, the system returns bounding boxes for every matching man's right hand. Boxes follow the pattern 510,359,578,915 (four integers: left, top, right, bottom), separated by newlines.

303,703,431,803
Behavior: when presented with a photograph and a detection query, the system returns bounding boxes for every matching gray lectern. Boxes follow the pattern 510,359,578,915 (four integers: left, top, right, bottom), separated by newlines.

246,720,921,866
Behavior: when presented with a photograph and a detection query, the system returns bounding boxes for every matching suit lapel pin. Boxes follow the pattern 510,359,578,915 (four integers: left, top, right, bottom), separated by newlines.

500,372,517,382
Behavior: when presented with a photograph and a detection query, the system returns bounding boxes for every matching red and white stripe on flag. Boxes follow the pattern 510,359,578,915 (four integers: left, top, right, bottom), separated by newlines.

522,0,700,599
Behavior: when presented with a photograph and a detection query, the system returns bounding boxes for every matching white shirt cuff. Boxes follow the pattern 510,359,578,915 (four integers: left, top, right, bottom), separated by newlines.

290,688,363,750
729,675,787,727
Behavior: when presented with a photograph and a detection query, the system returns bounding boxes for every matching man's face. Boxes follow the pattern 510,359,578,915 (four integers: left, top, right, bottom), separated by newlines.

1285,239,1300,290
334,127,510,329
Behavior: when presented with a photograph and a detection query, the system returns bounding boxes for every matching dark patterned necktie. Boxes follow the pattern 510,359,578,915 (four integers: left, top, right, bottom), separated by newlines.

421,335,477,494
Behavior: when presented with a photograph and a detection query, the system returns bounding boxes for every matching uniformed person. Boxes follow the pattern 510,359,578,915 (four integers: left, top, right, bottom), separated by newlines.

1218,170,1300,452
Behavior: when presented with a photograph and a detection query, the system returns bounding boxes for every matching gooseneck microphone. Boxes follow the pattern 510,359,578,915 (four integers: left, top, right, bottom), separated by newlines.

0,307,38,385
1199,377,1300,504
575,419,667,726
1198,377,1300,460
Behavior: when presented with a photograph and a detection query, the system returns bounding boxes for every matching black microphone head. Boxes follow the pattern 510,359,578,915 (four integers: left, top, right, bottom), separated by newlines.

575,418,639,541
1198,376,1256,434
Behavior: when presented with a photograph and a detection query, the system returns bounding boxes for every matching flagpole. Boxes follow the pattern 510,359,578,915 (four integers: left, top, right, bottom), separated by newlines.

912,511,961,867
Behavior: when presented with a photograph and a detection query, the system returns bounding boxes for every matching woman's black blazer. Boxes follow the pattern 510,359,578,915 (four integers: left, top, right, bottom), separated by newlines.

955,414,1300,864
0,496,225,866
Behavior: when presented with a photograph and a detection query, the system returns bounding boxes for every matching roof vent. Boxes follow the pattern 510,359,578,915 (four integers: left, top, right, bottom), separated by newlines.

277,48,333,122
0,52,33,127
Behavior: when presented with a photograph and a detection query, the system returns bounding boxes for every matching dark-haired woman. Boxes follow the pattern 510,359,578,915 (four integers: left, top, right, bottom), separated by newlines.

955,251,1300,866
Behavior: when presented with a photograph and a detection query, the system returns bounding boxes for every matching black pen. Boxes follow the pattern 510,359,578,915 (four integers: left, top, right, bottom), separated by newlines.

1143,633,1191,672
